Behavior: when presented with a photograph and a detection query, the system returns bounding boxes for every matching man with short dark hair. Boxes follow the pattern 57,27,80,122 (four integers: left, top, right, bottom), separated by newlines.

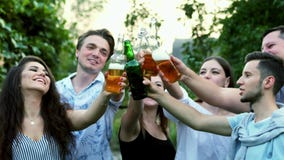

144,51,284,160
173,26,284,113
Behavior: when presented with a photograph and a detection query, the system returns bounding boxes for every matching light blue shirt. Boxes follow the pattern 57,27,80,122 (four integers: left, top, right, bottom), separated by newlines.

164,88,232,160
56,72,123,160
228,107,284,160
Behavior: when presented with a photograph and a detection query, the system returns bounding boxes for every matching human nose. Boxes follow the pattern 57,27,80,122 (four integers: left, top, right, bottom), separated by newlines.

92,48,101,56
38,70,46,77
236,76,243,86
202,72,211,79
262,47,269,53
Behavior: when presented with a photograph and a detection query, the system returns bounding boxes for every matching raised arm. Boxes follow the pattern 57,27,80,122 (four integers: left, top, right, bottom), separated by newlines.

143,78,232,136
67,74,127,130
163,81,184,99
119,96,143,141
67,90,112,130
170,56,250,113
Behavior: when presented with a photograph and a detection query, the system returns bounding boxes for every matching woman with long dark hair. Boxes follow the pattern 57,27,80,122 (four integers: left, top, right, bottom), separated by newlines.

0,55,126,159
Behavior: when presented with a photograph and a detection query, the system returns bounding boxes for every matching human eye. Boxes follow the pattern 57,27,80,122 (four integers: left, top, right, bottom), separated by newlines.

199,70,206,75
44,71,50,77
212,71,220,75
29,66,38,72
244,72,251,78
267,43,274,49
86,44,95,50
100,49,109,57
156,83,162,87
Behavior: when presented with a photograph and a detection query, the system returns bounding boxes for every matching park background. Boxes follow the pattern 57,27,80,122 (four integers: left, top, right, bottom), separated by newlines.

1,0,284,159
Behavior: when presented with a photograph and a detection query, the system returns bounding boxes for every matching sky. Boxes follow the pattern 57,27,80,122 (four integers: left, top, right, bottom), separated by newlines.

63,0,231,52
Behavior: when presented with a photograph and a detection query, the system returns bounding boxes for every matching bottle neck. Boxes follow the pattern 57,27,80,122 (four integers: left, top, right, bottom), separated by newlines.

124,40,135,61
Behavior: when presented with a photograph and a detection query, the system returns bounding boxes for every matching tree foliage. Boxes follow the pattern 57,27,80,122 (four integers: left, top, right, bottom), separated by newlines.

124,0,162,42
180,0,284,82
179,0,218,74
216,0,284,80
0,0,76,84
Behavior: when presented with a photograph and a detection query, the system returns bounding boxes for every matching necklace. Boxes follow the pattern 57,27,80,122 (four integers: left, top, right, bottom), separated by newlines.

30,120,35,125
27,117,39,125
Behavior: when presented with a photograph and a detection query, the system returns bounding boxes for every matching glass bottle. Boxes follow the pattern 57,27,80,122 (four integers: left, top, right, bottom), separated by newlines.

124,40,147,100
105,34,126,94
138,28,159,79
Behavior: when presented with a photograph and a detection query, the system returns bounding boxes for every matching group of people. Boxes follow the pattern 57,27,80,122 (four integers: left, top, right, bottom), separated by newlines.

0,25,283,160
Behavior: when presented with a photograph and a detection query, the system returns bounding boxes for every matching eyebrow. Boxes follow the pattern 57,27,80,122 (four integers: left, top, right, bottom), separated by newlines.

200,68,222,71
87,43,109,53
29,65,47,71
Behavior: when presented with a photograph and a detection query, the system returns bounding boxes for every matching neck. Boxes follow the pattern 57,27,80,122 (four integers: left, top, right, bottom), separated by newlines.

72,70,99,93
24,96,41,118
251,97,278,122
143,108,158,123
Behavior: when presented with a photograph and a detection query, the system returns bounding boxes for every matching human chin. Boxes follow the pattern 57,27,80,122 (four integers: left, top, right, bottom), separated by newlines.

143,97,158,105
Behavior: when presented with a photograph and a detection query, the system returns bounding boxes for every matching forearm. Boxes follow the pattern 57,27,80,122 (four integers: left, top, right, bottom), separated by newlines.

181,67,222,102
152,91,202,129
153,92,231,135
181,68,249,113
164,81,184,99
121,97,143,131
120,97,143,140
110,89,124,102
72,91,112,130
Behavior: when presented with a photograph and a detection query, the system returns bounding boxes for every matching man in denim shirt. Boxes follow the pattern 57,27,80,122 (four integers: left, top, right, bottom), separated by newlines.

56,29,124,160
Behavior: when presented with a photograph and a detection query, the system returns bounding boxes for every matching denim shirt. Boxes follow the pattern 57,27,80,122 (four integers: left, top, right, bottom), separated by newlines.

56,72,122,160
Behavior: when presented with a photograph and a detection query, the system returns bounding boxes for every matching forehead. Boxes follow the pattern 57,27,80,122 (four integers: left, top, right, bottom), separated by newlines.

243,60,259,73
201,60,223,70
151,75,162,82
262,31,281,44
24,61,45,69
84,35,109,47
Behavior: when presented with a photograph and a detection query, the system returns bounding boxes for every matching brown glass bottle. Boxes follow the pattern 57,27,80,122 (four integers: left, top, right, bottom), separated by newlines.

124,40,147,100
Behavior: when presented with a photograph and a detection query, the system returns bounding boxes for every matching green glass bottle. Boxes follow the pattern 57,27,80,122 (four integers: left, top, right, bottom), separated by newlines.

124,40,147,100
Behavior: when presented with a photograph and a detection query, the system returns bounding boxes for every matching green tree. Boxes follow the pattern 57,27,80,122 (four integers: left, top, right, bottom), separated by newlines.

180,0,284,81
124,0,163,42
0,0,76,84
216,0,284,80
179,0,218,74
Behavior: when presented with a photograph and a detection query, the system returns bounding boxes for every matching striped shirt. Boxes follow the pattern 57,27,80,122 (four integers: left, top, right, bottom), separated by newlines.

12,133,61,160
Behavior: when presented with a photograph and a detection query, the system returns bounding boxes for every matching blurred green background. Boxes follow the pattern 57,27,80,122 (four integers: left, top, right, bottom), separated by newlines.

1,0,284,155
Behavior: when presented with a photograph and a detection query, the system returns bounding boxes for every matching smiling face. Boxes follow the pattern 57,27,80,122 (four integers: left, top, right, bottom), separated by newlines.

76,35,110,74
237,60,263,103
199,59,230,88
21,62,51,95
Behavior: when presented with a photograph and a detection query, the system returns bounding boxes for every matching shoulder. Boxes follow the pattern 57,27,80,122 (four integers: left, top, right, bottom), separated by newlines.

227,112,252,128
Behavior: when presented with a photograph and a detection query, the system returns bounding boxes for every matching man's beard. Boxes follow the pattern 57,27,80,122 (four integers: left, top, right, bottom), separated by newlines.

240,84,263,104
